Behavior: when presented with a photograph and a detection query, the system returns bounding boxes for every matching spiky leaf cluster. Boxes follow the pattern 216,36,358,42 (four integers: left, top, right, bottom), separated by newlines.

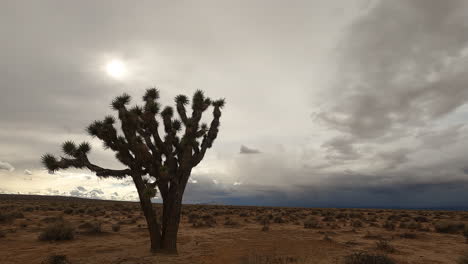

42,88,225,189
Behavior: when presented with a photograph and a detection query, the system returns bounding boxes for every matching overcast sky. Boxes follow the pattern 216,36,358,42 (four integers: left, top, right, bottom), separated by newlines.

1,0,468,208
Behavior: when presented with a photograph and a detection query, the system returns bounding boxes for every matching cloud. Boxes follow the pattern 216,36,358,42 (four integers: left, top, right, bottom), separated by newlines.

240,145,261,154
0,161,14,172
69,186,105,199
377,148,410,170
417,124,465,149
322,136,361,161
318,0,468,140
24,169,32,175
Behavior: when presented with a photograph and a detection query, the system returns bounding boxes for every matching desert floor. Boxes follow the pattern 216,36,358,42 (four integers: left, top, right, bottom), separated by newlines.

0,194,467,264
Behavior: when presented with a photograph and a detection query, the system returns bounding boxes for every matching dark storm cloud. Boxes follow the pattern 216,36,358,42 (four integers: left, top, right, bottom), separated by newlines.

239,145,261,154
180,171,468,208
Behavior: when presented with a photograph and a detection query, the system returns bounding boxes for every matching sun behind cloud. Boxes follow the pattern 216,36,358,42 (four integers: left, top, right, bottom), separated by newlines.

105,59,127,79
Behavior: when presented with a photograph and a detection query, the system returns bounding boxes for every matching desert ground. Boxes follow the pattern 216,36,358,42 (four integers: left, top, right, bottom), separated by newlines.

0,194,467,264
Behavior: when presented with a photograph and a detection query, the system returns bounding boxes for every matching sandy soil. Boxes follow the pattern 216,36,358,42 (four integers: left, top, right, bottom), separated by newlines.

0,194,466,264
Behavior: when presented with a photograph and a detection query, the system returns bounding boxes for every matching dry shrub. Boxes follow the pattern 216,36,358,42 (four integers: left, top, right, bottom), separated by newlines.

112,223,120,232
383,221,396,231
273,216,286,223
193,215,216,228
344,252,395,264
224,217,239,227
458,253,468,264
351,220,363,228
41,255,71,264
304,217,320,229
375,240,396,253
434,221,465,233
413,216,429,222
399,232,417,239
78,221,102,233
39,220,75,241
241,254,306,264
363,231,383,240
0,211,24,223
399,221,421,230
258,215,270,225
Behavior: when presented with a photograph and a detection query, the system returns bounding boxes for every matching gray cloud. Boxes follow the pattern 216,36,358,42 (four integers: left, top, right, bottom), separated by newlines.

1,0,468,208
240,145,261,154
322,136,360,161
377,148,410,170
417,124,465,149
24,169,32,175
319,0,468,140
0,161,14,172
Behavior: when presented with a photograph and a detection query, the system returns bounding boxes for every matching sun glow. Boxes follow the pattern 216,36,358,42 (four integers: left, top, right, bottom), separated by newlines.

105,59,127,79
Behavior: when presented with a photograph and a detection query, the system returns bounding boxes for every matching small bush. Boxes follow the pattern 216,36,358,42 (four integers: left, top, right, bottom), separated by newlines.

41,254,70,264
383,221,396,231
112,223,120,232
413,216,429,222
458,253,468,264
399,232,417,239
304,217,320,229
352,220,363,228
434,221,464,233
363,231,383,240
241,254,306,264
273,216,286,223
78,220,102,233
376,240,396,253
344,252,395,264
224,217,239,226
39,220,75,241
192,215,216,228
399,221,421,230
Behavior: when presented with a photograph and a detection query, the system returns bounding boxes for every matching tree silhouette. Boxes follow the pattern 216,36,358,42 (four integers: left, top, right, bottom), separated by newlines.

42,88,224,253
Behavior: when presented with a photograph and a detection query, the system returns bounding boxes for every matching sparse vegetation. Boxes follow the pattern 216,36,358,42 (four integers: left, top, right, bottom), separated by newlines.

112,223,120,232
344,252,395,264
434,221,465,233
458,252,468,264
376,240,396,253
241,254,306,264
38,219,75,241
304,217,320,229
41,255,70,264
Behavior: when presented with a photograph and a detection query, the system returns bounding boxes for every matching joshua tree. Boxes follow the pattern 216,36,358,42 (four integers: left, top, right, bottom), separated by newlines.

41,88,224,253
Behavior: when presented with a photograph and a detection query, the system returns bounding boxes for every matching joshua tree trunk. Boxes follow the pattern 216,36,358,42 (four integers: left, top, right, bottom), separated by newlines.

41,89,224,254
161,196,183,253
159,169,190,253
133,174,162,252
